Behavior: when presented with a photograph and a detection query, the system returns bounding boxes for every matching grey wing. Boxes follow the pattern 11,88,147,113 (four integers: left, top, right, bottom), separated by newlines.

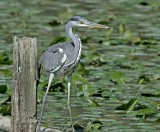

60,42,75,64
39,48,66,74
45,42,75,64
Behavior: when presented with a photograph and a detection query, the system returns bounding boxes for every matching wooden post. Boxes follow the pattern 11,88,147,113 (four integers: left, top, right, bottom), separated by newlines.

12,37,37,132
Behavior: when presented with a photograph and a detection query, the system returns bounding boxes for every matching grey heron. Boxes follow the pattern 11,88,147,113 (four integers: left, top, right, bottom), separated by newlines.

37,16,110,132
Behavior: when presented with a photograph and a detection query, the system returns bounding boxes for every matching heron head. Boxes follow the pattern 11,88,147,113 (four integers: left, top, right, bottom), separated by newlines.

67,16,110,29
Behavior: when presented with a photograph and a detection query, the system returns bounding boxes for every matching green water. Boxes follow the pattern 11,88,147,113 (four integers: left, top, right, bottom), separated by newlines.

0,0,160,131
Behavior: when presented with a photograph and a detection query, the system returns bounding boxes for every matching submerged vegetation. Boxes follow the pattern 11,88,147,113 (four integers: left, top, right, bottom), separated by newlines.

0,0,160,131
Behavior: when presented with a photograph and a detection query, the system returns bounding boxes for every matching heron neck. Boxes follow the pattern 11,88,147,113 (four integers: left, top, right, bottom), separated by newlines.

65,25,82,53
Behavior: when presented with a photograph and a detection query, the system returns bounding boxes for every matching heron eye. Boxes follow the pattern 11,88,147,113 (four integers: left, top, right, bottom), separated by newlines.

80,21,84,24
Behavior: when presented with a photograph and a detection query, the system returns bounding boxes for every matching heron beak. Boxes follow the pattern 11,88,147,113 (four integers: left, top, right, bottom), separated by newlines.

88,22,110,29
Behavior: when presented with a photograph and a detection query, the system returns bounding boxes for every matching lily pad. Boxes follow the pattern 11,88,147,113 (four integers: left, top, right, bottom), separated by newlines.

74,121,84,131
50,36,67,45
115,98,138,113
48,19,61,27
0,96,11,116
0,54,12,65
137,75,151,84
87,99,100,107
86,120,103,132
130,108,156,118
110,71,126,84
0,85,7,94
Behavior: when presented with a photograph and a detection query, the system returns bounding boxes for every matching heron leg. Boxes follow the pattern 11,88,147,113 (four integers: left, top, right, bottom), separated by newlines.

37,73,54,132
67,75,75,132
